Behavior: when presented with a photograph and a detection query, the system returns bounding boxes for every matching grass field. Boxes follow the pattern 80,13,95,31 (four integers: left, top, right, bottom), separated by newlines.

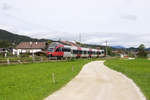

105,58,150,100
0,59,92,100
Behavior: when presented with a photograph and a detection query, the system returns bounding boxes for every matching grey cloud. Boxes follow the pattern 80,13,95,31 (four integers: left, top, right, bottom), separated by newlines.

1,3,11,10
120,14,138,21
0,0,150,47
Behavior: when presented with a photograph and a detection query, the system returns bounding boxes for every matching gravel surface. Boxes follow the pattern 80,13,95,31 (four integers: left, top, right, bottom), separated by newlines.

44,61,146,100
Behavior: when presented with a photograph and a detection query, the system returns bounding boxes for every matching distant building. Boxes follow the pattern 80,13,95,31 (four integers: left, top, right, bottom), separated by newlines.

13,42,46,56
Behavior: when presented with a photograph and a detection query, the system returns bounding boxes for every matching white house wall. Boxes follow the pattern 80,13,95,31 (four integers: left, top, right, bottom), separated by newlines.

13,49,42,55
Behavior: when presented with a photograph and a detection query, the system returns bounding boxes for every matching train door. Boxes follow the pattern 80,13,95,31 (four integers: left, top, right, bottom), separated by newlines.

63,47,71,57
71,47,78,58
54,47,64,57
88,48,92,58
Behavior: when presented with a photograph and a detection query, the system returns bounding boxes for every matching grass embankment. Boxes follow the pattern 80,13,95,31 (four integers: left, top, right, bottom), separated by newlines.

0,59,91,100
105,58,150,100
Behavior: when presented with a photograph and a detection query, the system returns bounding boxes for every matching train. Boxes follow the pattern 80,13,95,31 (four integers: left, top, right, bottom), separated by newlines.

46,42,105,59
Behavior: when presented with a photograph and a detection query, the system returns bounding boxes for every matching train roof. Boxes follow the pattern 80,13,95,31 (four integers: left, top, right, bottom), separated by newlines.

49,42,104,51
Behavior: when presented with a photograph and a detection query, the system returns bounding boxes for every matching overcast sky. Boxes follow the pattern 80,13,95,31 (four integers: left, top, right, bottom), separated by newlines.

0,0,150,47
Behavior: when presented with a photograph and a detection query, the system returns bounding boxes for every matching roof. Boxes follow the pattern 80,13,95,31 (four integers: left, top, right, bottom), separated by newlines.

16,42,46,49
0,48,3,51
59,41,79,47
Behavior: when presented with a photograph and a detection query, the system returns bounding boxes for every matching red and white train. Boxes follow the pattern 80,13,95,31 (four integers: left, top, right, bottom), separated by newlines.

46,42,105,59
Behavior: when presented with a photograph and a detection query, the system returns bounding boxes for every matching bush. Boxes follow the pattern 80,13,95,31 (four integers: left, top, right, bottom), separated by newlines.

137,51,147,58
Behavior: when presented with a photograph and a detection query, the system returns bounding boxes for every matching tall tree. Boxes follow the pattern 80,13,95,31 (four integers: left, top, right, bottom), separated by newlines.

137,44,147,57
138,44,145,51
107,46,113,56
0,40,11,48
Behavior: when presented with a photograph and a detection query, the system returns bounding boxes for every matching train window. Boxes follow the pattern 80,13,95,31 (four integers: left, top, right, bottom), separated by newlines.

92,51,94,54
98,52,101,55
88,51,92,54
68,48,71,52
76,50,82,54
73,50,75,54
62,48,71,52
84,51,87,54
101,51,104,54
77,50,79,54
56,47,62,52
48,48,54,52
73,50,78,54
80,50,82,54
62,48,64,51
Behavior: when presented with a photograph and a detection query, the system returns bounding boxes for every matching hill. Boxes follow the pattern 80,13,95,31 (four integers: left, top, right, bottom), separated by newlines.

0,29,52,46
111,45,126,49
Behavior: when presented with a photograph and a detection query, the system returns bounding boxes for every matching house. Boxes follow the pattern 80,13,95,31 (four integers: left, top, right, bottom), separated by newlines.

0,48,9,57
13,42,46,56
0,48,4,53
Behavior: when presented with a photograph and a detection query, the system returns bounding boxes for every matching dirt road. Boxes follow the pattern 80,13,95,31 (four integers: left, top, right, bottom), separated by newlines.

44,61,146,100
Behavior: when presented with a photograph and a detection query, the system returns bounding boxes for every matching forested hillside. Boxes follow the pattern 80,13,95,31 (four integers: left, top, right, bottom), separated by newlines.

0,29,52,48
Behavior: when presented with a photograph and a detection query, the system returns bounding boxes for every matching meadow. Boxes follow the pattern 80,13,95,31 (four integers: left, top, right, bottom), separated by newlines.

0,59,91,100
105,58,150,100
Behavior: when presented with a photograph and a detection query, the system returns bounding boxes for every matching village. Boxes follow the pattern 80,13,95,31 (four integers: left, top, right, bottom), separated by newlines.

1,39,150,65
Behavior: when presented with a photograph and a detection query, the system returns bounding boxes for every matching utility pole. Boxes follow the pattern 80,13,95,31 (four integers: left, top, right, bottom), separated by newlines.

79,33,81,42
105,41,108,56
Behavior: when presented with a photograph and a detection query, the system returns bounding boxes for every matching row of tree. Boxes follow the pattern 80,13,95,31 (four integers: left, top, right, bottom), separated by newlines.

0,40,12,48
106,44,148,57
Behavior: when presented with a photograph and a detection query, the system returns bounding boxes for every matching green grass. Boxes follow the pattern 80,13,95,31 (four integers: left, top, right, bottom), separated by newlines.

0,56,45,62
105,58,150,100
0,59,91,100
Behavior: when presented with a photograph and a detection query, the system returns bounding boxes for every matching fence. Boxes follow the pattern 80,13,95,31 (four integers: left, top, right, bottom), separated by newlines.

0,56,64,65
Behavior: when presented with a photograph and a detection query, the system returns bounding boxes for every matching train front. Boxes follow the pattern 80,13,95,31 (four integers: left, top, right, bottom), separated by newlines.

47,47,55,57
46,42,64,58
46,42,58,57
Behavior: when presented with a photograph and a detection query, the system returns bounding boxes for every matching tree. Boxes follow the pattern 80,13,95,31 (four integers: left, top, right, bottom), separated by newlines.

47,40,51,44
0,40,11,48
137,44,147,57
107,46,113,56
138,44,145,51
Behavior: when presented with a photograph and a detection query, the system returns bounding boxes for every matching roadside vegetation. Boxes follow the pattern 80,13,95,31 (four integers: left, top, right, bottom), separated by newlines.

0,59,92,100
105,58,150,100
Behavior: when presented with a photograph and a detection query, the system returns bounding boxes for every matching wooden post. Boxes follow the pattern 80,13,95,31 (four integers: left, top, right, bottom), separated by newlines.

52,73,55,84
7,58,10,65
32,56,35,62
72,66,74,72
40,57,43,62
18,60,22,64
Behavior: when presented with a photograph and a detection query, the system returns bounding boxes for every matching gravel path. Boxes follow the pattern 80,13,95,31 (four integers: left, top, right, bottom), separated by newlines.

44,61,146,100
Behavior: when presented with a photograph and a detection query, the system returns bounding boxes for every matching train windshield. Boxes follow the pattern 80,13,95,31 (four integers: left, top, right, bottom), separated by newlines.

48,48,54,52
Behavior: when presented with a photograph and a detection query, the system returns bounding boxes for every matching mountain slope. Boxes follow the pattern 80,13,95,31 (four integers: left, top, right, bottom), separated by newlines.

111,45,126,49
0,29,52,44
